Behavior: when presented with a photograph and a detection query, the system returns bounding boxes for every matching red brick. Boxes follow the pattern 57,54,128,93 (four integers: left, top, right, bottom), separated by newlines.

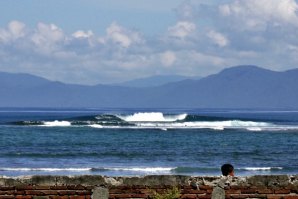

111,194,133,198
16,191,25,195
66,186,85,190
75,191,90,196
256,189,273,194
16,186,34,191
58,191,76,196
267,194,284,199
198,186,212,190
109,189,123,194
50,196,69,199
15,196,33,199
230,195,248,199
113,186,130,190
275,190,291,194
130,194,147,198
240,189,257,194
181,189,206,194
0,196,14,199
69,196,85,199
131,189,146,194
0,187,15,191
226,190,241,194
249,194,266,199
34,186,51,190
25,190,45,195
49,196,60,199
85,196,91,199
136,189,151,194
40,190,59,195
230,186,242,190
181,194,197,199
283,196,298,199
285,185,298,193
183,186,195,190
197,194,211,199
50,186,68,190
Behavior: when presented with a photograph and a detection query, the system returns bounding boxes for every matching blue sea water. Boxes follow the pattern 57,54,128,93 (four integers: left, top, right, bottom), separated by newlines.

0,108,298,177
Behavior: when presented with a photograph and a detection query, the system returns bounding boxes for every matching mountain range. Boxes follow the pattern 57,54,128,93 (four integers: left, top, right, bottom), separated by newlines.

115,75,200,87
1,65,298,109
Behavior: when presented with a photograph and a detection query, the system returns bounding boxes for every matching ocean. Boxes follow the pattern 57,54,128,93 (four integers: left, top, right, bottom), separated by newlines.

0,108,297,177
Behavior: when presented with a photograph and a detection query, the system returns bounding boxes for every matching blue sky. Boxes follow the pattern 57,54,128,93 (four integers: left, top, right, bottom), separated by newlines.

1,0,298,84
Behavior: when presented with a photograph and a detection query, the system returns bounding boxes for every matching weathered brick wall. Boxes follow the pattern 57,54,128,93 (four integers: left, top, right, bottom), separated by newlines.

0,175,298,199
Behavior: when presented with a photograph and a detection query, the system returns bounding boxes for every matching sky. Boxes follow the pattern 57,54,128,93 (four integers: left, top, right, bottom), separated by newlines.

1,0,298,85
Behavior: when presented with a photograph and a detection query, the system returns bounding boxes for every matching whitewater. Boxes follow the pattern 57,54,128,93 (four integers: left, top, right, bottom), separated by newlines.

0,108,298,176
12,112,298,131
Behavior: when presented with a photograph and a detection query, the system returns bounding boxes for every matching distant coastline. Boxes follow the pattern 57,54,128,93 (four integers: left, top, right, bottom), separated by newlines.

1,65,298,108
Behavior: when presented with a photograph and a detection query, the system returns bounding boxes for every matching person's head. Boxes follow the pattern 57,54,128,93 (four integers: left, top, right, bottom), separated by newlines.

221,164,234,176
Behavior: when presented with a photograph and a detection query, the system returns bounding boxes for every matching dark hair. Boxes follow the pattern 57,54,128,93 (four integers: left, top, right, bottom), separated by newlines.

221,164,234,176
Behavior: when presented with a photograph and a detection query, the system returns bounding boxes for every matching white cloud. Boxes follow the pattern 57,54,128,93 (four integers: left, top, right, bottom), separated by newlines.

106,22,143,48
31,23,65,54
2,0,298,87
219,0,298,30
72,30,93,38
0,20,26,43
8,21,26,39
160,51,176,67
167,21,196,39
175,0,196,20
207,30,229,47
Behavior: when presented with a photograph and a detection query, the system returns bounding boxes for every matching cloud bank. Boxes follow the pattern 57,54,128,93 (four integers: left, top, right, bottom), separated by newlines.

1,0,298,84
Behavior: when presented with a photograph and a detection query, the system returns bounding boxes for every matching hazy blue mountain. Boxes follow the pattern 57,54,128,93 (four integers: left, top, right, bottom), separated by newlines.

116,75,200,87
149,65,298,108
0,72,52,88
1,65,298,109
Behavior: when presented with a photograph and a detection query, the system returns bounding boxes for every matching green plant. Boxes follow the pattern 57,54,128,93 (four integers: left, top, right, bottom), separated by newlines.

151,187,181,199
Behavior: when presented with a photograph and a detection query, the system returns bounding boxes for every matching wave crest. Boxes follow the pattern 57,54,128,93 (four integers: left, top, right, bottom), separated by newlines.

41,120,72,127
117,112,187,122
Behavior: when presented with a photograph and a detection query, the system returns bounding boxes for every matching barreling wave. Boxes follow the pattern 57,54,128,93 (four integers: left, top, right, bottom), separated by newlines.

7,112,298,131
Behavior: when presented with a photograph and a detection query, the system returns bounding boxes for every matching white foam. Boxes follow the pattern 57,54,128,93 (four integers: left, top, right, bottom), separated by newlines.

134,120,272,130
88,124,103,128
246,127,263,131
0,168,91,172
41,120,71,127
118,112,187,122
107,167,175,173
83,119,298,131
244,167,283,171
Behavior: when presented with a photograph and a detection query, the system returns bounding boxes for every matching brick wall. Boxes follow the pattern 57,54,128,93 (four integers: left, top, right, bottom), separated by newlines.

0,185,92,199
0,175,297,199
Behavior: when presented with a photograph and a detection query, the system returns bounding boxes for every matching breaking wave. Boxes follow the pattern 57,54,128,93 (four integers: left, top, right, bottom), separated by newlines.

41,120,72,127
0,166,286,175
7,112,298,131
0,168,91,172
243,167,283,171
117,112,187,122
